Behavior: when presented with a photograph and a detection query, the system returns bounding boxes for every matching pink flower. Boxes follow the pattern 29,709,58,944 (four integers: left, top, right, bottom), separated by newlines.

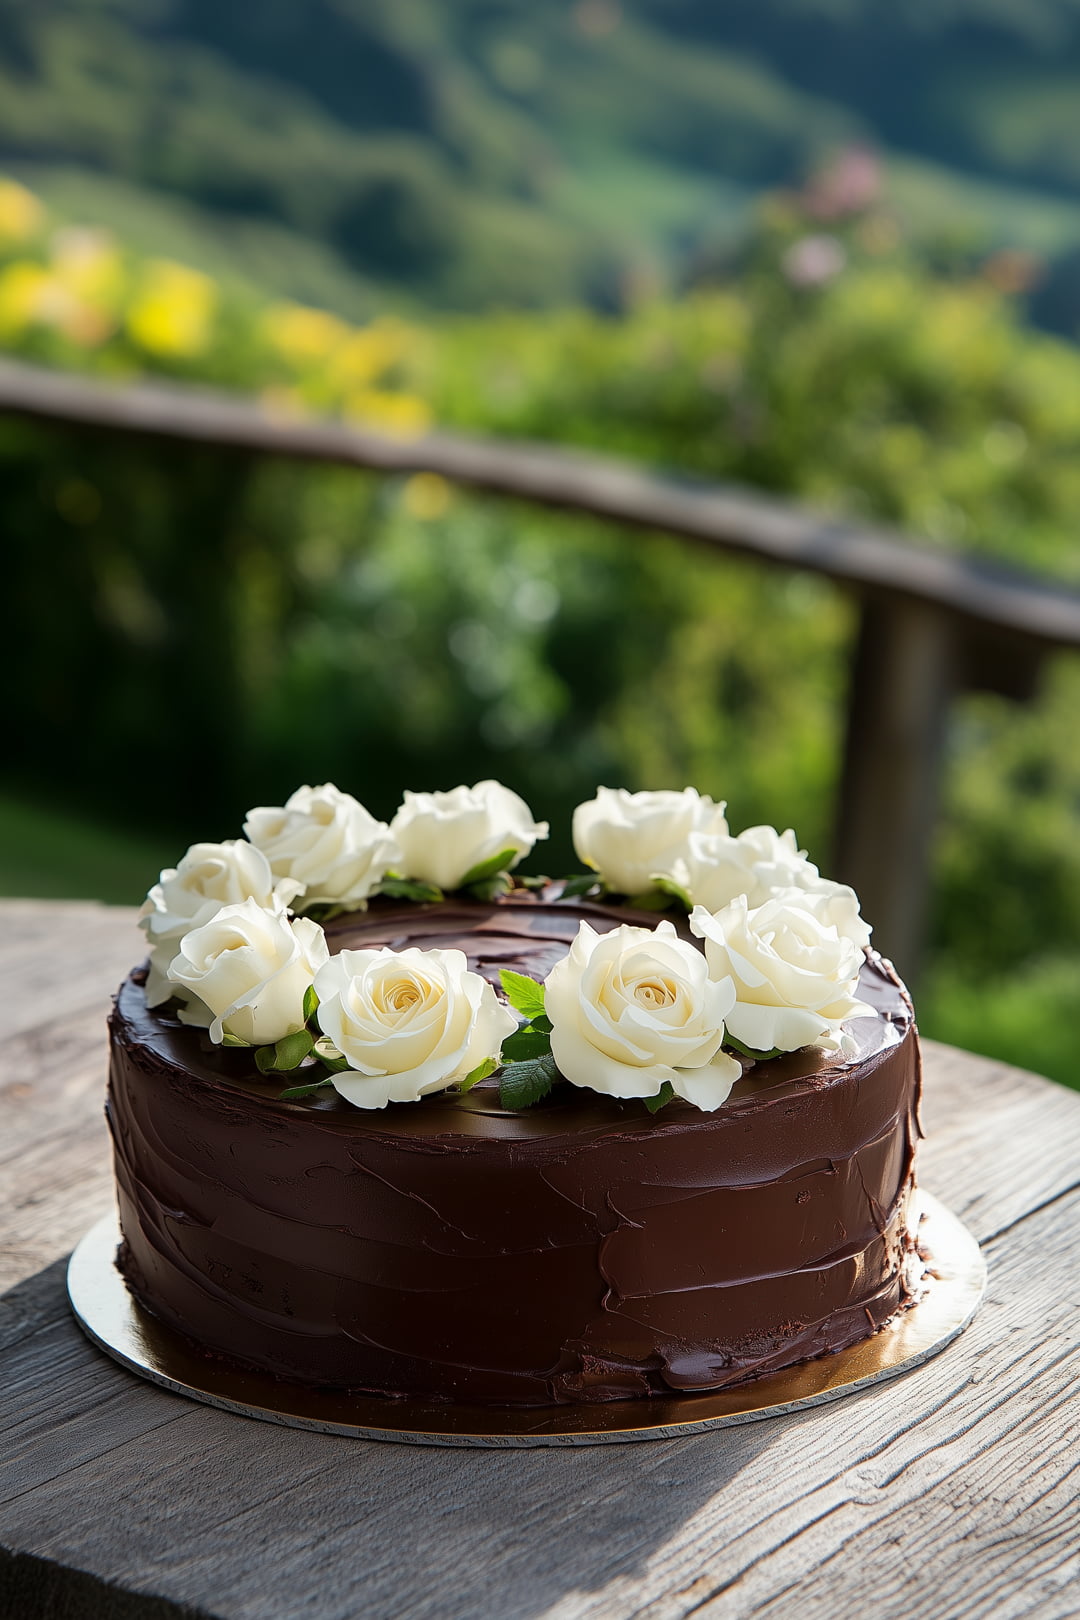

782,235,847,288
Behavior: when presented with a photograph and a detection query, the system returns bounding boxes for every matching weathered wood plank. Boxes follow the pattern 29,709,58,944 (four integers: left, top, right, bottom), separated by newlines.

0,899,123,962
1,1321,192,1501
0,1547,214,1620
0,902,137,1042
917,1038,1080,1241
0,1260,70,1354
0,1117,114,1295
0,903,136,1292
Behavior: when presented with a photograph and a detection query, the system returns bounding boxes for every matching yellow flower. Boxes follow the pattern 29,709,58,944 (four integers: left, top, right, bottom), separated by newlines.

402,472,452,520
345,390,432,437
0,259,107,343
329,318,415,387
0,179,44,243
51,228,124,306
0,261,54,336
263,302,348,365
12,228,126,345
126,260,217,359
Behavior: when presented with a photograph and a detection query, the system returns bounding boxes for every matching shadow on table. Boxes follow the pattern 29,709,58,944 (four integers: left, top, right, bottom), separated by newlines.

0,1257,778,1620
0,1546,213,1620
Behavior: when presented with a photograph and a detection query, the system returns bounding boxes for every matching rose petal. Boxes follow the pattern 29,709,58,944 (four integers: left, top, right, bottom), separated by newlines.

725,1001,827,1053
671,1051,742,1111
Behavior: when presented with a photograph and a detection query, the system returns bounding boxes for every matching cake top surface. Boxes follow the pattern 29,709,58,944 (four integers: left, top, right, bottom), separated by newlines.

128,777,899,1121
117,889,912,1143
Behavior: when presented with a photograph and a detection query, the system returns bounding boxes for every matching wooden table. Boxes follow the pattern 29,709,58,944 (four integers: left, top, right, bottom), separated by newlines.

3,900,1079,1620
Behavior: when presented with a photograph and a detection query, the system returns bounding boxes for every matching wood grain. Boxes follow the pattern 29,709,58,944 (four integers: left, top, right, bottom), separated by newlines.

0,901,135,1294
1,902,1079,1620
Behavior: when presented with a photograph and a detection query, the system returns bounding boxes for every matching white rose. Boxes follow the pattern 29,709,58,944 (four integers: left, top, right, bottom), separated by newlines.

777,876,872,950
676,831,764,913
683,825,871,949
390,780,548,891
544,920,741,1111
681,823,810,911
244,783,400,909
314,947,517,1109
572,787,729,897
689,894,874,1056
138,840,302,1008
167,898,329,1047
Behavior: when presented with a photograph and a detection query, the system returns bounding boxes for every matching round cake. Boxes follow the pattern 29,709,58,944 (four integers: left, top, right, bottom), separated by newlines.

107,891,922,1408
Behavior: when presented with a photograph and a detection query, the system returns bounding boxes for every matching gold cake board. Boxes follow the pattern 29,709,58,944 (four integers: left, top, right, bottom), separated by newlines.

67,1191,984,1448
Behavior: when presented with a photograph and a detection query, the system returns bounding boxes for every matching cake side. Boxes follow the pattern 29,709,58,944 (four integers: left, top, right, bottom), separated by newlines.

108,896,921,1407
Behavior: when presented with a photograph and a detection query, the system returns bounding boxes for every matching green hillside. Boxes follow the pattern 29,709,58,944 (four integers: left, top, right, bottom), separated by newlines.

5,0,1080,311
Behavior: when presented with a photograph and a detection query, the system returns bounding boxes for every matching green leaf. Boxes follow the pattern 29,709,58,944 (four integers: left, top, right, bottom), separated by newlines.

299,901,349,923
560,872,601,898
220,1032,250,1048
254,1029,315,1074
724,1035,785,1062
500,1026,552,1062
278,1076,336,1101
274,1029,316,1070
626,887,676,912
303,985,319,1022
643,1081,676,1114
310,1037,352,1075
499,969,547,1019
376,877,445,904
459,848,519,887
454,1055,498,1094
517,874,549,891
651,874,692,912
465,871,513,903
499,1054,559,1111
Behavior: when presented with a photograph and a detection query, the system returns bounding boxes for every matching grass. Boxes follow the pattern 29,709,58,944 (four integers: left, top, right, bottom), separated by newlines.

920,953,1080,1093
0,793,174,907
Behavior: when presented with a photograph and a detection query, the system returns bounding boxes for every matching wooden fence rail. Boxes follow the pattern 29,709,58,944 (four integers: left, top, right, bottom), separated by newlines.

4,354,1080,978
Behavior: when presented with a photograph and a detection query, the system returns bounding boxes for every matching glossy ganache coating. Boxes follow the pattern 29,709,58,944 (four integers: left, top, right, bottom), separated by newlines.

107,893,922,1406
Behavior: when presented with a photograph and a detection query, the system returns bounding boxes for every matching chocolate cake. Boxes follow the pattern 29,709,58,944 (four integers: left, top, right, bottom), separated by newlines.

107,891,922,1408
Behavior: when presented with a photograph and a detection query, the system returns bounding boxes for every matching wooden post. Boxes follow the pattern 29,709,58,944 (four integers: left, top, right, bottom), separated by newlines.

832,596,960,986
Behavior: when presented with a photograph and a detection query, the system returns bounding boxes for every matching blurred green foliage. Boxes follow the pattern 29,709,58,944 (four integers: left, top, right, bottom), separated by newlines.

2,172,1079,1086
0,795,173,904
9,1,1080,313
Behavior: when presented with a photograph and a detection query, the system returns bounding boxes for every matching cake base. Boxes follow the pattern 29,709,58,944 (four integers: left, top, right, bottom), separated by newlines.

67,1190,983,1448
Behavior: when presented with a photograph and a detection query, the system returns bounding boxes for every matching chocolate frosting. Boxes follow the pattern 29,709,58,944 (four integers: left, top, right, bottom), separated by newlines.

107,894,921,1406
